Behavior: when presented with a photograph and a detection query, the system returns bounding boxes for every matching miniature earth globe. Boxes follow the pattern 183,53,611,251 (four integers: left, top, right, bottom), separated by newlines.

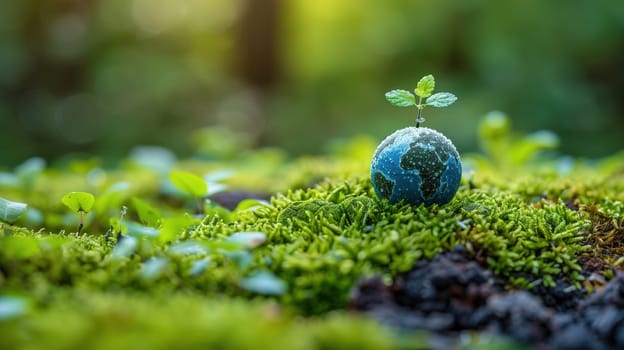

370,127,461,206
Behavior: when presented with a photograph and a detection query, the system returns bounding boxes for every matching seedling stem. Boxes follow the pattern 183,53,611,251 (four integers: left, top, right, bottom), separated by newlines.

416,96,424,128
78,211,84,233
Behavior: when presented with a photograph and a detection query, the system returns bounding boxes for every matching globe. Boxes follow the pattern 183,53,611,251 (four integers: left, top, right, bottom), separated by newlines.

370,127,461,206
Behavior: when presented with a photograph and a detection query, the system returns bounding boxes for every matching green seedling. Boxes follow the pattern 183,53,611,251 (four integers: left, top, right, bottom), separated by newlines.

107,205,128,240
168,171,208,214
0,197,28,224
61,192,95,233
385,74,457,127
472,111,560,171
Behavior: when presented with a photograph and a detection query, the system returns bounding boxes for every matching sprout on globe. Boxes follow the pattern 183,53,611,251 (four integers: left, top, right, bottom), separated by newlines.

371,75,461,206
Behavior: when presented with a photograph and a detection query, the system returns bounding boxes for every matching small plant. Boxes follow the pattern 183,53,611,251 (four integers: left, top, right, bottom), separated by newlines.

385,74,457,127
0,197,28,224
61,192,95,233
471,111,560,171
371,74,461,206
168,171,208,214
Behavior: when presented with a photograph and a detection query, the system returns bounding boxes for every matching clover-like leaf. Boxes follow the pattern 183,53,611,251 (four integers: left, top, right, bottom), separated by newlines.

169,171,208,198
61,192,95,213
385,89,416,107
414,74,435,98
426,92,457,107
0,197,28,224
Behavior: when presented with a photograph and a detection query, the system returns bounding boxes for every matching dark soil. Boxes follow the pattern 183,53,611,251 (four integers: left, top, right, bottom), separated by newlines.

349,246,624,349
209,190,271,210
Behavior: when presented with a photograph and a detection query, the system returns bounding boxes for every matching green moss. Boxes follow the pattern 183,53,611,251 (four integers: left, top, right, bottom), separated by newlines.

0,176,616,315
0,292,397,350
277,195,374,229
1,134,624,348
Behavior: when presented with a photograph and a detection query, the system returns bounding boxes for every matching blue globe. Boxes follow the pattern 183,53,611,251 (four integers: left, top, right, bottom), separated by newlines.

370,127,461,206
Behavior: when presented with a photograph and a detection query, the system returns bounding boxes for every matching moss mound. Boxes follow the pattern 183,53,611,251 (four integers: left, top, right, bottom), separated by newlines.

1,130,624,349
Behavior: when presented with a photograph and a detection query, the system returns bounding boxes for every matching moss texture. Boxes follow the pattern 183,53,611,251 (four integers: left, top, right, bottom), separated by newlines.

1,133,623,349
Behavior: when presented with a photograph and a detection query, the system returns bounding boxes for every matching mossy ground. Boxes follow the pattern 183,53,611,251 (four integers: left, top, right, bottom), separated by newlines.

1,136,623,349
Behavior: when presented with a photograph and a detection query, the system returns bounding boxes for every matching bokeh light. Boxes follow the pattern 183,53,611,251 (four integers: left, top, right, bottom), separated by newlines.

0,0,623,166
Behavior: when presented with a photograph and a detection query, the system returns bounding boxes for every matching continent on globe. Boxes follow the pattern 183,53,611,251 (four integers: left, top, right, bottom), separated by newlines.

370,127,461,206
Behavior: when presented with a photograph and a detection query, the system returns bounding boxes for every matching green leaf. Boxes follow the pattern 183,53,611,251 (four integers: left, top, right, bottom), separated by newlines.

0,197,28,223
414,74,435,98
233,199,269,212
425,92,457,107
61,192,95,213
0,296,29,321
189,257,212,276
204,240,241,252
240,271,287,296
229,199,269,221
23,207,44,226
168,241,210,256
509,130,560,166
111,236,138,259
479,111,510,140
169,171,208,198
224,251,254,269
93,182,130,216
132,197,162,227
226,231,267,249
158,214,197,243
385,89,416,107
124,220,160,239
139,257,169,281
203,200,231,221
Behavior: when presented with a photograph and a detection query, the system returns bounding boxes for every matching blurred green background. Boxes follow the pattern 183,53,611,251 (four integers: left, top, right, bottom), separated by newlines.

1,0,623,166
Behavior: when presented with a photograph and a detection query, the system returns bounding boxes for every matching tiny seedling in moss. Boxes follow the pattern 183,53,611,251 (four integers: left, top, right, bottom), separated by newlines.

168,171,208,214
385,74,457,127
61,192,95,233
475,111,560,170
